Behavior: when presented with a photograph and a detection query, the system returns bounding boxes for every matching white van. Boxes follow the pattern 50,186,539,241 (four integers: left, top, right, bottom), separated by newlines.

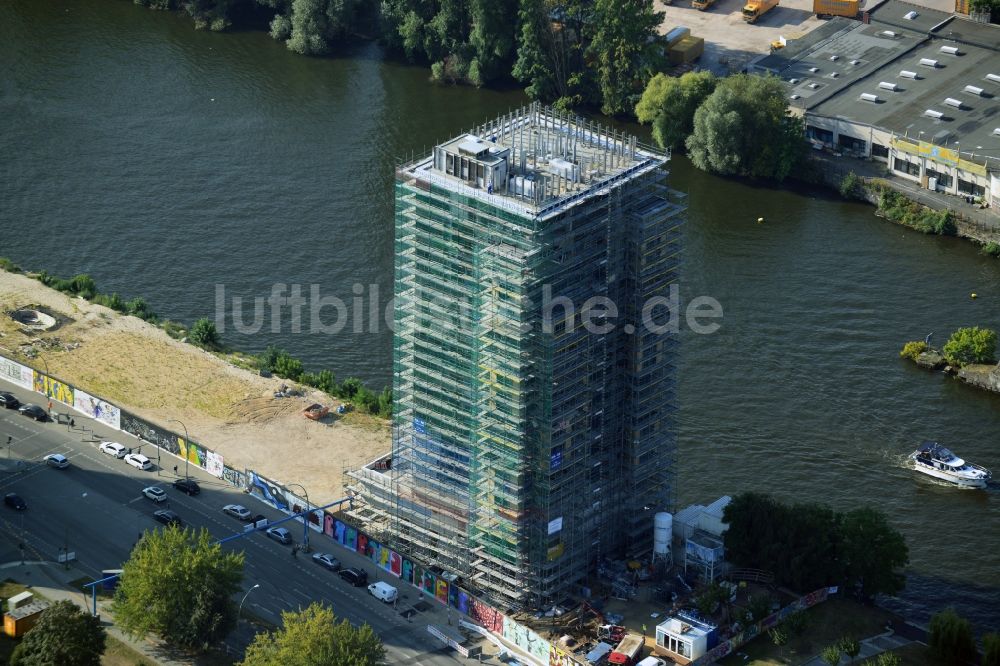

637,658,667,666
367,581,398,603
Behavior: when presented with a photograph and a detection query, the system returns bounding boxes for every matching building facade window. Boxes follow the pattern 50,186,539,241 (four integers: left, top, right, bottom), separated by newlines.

807,126,834,144
871,143,889,159
838,134,866,154
893,157,919,177
958,179,985,197
925,168,952,189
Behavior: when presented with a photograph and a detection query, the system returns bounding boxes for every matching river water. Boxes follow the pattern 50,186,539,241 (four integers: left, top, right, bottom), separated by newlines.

2,0,999,631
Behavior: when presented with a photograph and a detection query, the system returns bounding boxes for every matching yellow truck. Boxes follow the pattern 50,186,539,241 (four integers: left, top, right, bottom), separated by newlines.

813,0,859,17
742,0,778,22
692,0,715,10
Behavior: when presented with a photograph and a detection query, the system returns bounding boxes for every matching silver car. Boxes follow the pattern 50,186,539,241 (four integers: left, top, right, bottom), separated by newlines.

43,453,69,469
265,527,292,545
222,504,252,521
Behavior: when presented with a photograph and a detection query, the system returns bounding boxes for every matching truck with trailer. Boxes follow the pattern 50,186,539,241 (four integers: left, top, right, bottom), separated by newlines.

742,0,779,22
813,0,860,17
608,633,645,665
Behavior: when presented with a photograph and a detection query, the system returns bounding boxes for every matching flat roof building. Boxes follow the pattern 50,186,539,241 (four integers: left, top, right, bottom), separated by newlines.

750,1,1000,206
351,103,685,610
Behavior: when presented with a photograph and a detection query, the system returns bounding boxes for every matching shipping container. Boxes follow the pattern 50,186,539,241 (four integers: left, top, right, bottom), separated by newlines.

669,36,705,65
813,0,859,17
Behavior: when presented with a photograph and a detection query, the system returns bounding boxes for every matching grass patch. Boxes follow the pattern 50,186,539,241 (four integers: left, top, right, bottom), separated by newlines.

102,635,157,666
718,598,895,665
893,642,935,666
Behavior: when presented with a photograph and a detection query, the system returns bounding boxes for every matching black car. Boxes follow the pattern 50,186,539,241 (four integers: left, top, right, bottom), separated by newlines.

0,392,20,409
4,493,27,510
339,567,368,587
173,478,200,496
18,404,47,421
153,510,182,527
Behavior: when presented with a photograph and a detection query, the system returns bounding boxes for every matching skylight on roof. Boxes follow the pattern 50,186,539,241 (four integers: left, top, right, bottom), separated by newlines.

903,10,918,19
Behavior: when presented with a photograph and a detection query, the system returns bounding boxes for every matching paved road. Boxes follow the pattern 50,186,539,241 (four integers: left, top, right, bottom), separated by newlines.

0,379,475,665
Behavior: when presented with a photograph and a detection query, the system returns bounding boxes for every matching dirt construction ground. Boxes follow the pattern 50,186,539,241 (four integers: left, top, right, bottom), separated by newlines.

0,269,390,504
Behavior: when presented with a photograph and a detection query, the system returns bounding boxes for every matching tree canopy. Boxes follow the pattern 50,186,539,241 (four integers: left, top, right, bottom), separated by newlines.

723,493,908,600
240,602,386,666
9,600,106,666
113,526,245,651
587,0,664,115
928,608,977,665
636,71,717,150
686,73,805,181
942,326,997,367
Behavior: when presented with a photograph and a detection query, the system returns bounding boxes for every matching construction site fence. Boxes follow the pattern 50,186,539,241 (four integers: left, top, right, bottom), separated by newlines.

0,353,249,490
690,587,831,665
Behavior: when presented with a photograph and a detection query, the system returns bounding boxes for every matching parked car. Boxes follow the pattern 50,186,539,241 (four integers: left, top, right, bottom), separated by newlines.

153,509,182,527
222,504,252,521
124,453,152,471
142,487,167,503
43,453,69,469
4,493,27,510
0,392,20,409
339,567,368,587
99,441,127,458
18,404,47,421
312,552,341,571
265,527,292,545
173,478,200,496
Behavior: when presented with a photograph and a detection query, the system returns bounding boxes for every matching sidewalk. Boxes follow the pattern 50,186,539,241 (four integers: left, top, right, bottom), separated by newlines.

801,629,913,666
1,560,199,665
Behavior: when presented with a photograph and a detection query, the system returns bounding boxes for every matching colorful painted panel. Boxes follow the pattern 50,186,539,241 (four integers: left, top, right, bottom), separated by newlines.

0,357,33,389
33,373,74,406
73,388,121,430
502,615,550,662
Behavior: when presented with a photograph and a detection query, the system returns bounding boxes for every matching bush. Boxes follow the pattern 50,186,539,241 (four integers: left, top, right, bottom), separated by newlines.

126,296,156,322
899,340,929,361
339,377,362,399
92,292,126,312
273,352,304,381
161,320,187,340
878,190,955,236
928,608,977,665
0,257,21,272
190,318,220,349
942,326,998,367
840,171,863,200
981,242,1000,258
983,632,1000,666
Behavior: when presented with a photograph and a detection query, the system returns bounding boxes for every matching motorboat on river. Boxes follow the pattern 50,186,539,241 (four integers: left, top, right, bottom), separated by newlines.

909,441,991,489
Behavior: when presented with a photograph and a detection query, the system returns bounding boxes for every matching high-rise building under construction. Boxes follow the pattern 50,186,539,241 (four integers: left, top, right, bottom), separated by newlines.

380,103,683,610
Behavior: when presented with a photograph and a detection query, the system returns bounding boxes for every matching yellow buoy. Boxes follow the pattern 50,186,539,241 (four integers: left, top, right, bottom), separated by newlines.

757,217,765,224
971,293,977,299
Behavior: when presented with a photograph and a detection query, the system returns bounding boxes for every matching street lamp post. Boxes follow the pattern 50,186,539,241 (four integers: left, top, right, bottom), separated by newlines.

168,419,190,480
6,435,12,459
285,483,312,553
238,584,261,624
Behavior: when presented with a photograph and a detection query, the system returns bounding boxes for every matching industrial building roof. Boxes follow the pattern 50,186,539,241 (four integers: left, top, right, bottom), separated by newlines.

750,8,1000,163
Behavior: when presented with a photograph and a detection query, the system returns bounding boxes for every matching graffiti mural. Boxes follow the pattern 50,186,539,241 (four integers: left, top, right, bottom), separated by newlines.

248,471,289,510
120,411,180,454
205,450,224,478
469,597,503,633
0,357,33,389
550,645,576,666
33,373,74,406
221,465,246,489
503,616,550,662
73,388,121,430
178,437,204,468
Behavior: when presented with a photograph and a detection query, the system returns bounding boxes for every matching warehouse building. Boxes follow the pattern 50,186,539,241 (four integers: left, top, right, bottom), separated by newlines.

750,0,1000,207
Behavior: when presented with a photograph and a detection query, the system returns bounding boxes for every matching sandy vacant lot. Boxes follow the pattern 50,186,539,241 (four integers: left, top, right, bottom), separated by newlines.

0,269,390,503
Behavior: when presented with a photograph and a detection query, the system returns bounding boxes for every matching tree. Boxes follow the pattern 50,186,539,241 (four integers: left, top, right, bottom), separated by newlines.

636,71,717,150
899,340,929,361
9,600,106,666
686,73,805,181
190,318,221,349
821,645,843,666
839,636,861,663
942,326,997,367
587,0,663,115
512,0,557,100
840,507,908,601
468,0,516,85
240,602,386,666
928,609,977,665
983,632,1000,666
113,526,244,651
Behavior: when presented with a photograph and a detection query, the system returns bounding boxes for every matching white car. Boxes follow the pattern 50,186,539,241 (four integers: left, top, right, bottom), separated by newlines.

142,486,167,503
99,441,127,458
124,453,152,471
43,453,69,469
222,504,252,521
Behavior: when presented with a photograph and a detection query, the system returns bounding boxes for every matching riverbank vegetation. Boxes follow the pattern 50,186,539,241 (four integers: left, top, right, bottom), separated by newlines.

870,184,957,236
636,73,805,181
1,259,393,418
723,493,909,601
941,326,997,367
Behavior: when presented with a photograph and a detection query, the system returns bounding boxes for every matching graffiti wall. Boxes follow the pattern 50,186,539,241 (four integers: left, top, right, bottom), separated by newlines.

0,357,33,389
33,372,74,405
120,411,181,454
73,388,121,430
248,471,323,530
503,615,551,663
